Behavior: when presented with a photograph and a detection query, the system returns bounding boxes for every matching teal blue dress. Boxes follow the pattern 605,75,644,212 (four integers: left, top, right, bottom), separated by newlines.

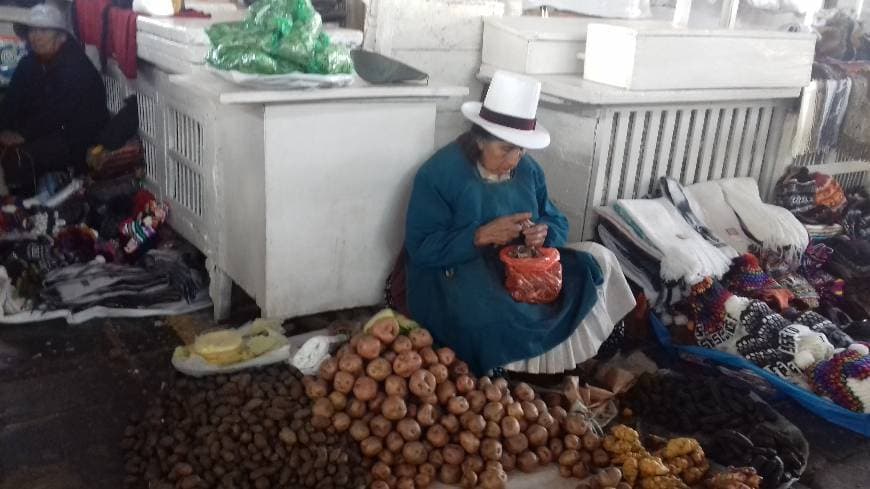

404,143,604,375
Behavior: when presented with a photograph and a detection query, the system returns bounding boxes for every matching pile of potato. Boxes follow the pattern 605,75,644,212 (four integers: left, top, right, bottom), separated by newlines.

303,317,615,489
121,366,369,489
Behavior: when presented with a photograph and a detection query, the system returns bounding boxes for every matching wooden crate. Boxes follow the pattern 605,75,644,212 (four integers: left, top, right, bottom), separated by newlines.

482,17,592,75
583,22,816,90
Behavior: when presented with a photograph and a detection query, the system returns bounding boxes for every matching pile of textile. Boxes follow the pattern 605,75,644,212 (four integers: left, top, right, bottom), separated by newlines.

775,166,870,321
598,176,870,412
0,101,208,323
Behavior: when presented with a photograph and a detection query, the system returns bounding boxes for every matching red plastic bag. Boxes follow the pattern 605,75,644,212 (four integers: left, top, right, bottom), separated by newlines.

499,245,563,304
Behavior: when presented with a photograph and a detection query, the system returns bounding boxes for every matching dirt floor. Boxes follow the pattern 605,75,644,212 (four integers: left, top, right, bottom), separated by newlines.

0,312,867,489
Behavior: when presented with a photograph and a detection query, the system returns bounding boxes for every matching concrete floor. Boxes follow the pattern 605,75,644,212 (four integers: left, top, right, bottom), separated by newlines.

0,314,867,489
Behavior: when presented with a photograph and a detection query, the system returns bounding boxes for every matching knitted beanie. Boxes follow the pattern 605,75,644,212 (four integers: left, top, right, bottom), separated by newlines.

808,343,870,413
725,253,793,311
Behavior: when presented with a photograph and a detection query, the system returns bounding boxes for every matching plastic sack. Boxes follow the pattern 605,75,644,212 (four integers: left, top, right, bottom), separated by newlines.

172,319,292,377
500,245,563,304
204,0,353,78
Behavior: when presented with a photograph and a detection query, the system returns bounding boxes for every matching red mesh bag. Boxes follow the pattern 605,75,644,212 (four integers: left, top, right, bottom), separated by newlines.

499,245,563,304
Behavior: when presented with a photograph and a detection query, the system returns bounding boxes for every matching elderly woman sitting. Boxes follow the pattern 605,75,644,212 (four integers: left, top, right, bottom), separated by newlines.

0,4,108,195
404,71,635,375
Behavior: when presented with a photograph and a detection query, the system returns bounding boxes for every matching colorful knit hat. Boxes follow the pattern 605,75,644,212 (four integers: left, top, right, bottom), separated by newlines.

688,278,747,350
808,343,870,413
724,253,793,311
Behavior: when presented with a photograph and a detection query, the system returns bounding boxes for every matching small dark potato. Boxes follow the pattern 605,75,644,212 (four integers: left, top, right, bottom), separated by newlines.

333,371,355,394
448,396,470,416
485,421,501,439
481,439,503,462
463,413,486,437
366,357,393,382
403,441,428,465
500,452,516,472
426,424,449,448
455,375,476,394
372,461,392,481
332,412,351,432
417,404,439,427
385,375,409,398
504,434,529,455
513,382,535,402
459,431,480,454
450,361,470,378
409,329,434,350
462,454,485,475
347,398,367,419
564,434,581,450
581,432,601,451
312,397,335,419
517,451,539,473
339,353,364,375
305,378,329,399
428,364,449,384
521,401,539,422
369,391,387,412
397,418,423,442
440,414,460,434
419,463,437,479
436,381,457,405
311,415,331,429
393,335,413,353
592,448,610,467
549,438,564,457
461,469,478,488
319,358,339,381
396,477,415,489
371,481,390,489
526,425,548,448
350,420,370,441
370,416,393,438
500,416,520,438
378,449,395,466
483,402,505,423
329,390,348,411
535,446,553,465
429,449,445,467
443,444,466,466
361,436,384,457
467,390,487,413
572,462,589,479
419,347,440,366
382,396,408,421
537,411,555,429
436,348,456,366
439,464,461,484
409,369,438,398
484,385,503,403
353,376,379,402
386,431,405,453
396,464,416,479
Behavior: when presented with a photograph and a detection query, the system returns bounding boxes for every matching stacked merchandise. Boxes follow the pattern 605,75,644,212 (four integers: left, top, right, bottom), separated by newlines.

597,176,870,418
0,100,208,324
776,166,870,322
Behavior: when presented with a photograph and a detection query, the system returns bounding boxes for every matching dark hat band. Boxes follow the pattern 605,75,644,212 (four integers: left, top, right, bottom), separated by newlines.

479,106,537,131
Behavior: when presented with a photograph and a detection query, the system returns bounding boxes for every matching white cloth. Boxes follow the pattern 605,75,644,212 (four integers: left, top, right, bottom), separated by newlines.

595,206,663,260
684,180,757,254
613,198,733,285
718,178,809,260
503,242,636,374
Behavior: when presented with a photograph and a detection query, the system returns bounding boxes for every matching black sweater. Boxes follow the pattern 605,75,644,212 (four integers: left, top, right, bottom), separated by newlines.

0,40,109,164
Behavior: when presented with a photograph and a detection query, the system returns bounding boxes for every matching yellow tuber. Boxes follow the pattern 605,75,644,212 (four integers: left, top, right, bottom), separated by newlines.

622,456,639,486
639,456,670,477
663,438,701,459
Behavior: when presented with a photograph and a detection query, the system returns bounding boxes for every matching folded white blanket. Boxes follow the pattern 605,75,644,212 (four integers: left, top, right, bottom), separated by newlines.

613,198,733,285
684,180,757,254
718,178,809,260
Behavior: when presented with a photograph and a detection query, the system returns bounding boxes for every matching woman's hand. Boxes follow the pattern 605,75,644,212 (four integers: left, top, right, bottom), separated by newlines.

0,131,24,147
523,224,549,248
474,212,532,247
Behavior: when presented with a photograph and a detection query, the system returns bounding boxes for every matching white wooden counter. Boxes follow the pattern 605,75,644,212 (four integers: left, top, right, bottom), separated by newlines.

477,64,799,240
146,74,467,319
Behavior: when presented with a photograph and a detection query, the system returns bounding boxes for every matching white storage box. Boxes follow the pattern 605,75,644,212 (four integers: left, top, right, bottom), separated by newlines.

482,17,593,75
583,22,816,90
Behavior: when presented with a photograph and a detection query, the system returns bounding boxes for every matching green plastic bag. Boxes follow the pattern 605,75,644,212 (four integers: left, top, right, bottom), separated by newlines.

205,0,353,76
307,33,353,75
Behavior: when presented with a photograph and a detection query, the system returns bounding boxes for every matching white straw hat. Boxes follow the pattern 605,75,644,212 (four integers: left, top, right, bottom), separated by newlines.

461,70,550,150
14,4,71,38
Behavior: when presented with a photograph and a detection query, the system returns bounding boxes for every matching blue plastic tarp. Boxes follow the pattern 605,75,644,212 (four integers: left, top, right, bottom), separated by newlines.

650,313,870,437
